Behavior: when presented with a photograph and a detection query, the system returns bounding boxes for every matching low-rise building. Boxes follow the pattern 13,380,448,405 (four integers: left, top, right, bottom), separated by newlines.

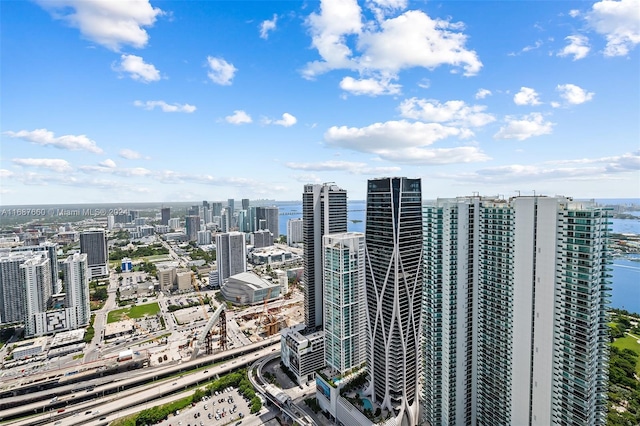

280,324,325,386
220,271,281,305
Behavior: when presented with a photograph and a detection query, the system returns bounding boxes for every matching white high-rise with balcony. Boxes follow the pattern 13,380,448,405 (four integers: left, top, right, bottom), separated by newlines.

323,232,366,375
421,195,610,426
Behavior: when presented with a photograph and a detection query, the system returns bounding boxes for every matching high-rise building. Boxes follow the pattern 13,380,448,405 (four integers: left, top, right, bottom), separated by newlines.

303,183,348,331
161,207,171,225
79,230,108,279
251,230,273,249
212,202,223,217
365,177,423,426
61,253,90,326
197,230,212,246
421,195,611,426
22,254,52,337
0,252,32,324
241,198,249,210
9,242,59,293
227,198,235,226
248,206,257,232
287,218,303,246
168,217,180,230
215,232,247,283
256,206,279,241
323,232,366,374
185,215,201,242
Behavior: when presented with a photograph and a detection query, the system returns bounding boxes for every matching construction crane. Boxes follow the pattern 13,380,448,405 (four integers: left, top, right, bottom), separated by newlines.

191,272,209,320
254,287,273,338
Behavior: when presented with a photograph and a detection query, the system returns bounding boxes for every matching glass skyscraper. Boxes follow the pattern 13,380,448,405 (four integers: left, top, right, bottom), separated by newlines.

365,177,423,426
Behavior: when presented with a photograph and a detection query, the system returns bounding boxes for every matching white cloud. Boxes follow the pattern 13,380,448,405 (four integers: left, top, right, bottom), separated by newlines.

264,113,297,127
323,119,486,164
284,160,401,175
556,83,595,105
326,120,472,152
303,3,482,80
339,76,401,96
80,165,152,177
446,151,640,184
12,158,73,173
260,14,278,39
206,56,237,85
119,148,142,159
475,88,492,99
99,159,117,168
115,54,161,83
569,9,581,18
513,87,542,106
399,98,495,127
133,100,196,113
3,128,103,154
357,10,482,76
521,40,543,53
558,34,590,60
225,110,253,125
0,169,14,179
376,146,490,164
586,0,640,56
35,0,163,51
494,113,554,141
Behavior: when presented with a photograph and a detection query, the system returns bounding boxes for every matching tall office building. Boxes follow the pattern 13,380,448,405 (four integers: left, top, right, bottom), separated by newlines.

62,253,90,326
79,230,108,279
22,254,52,337
215,232,247,283
241,198,249,210
185,215,201,242
287,218,303,246
365,177,423,426
209,202,221,217
161,207,171,225
248,206,257,232
256,206,279,241
303,183,348,331
421,195,611,426
323,232,366,374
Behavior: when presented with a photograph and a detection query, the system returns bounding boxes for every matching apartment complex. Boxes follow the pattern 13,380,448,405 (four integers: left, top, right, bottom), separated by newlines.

421,196,611,426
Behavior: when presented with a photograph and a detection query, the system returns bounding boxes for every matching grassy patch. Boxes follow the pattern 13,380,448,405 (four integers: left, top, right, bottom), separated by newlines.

107,302,160,323
141,254,172,262
73,353,84,360
612,334,640,375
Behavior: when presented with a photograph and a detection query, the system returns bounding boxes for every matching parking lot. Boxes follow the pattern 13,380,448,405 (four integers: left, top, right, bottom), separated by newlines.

158,386,249,426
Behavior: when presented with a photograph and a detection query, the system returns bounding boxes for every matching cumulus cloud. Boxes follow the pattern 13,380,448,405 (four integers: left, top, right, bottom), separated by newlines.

99,159,117,168
514,87,542,106
558,34,590,60
303,2,482,80
133,100,196,113
260,14,278,39
225,110,253,125
556,83,594,105
35,0,163,51
586,0,640,56
323,120,487,164
115,54,161,82
12,158,73,173
398,98,495,127
494,113,554,141
0,169,14,179
264,113,297,127
3,128,103,154
206,56,237,85
119,148,142,159
284,160,401,174
339,76,401,96
80,164,152,177
475,88,492,99
569,9,581,18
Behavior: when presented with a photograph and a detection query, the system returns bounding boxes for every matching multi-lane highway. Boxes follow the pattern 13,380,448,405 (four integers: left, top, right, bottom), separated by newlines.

0,336,281,425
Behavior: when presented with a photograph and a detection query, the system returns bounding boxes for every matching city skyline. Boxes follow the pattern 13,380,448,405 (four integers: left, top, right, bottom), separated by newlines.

1,0,639,205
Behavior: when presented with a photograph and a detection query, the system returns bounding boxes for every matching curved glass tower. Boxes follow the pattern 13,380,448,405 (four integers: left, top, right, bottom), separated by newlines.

365,177,423,426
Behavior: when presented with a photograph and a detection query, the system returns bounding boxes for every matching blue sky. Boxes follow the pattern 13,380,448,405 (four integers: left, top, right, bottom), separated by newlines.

1,0,639,205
